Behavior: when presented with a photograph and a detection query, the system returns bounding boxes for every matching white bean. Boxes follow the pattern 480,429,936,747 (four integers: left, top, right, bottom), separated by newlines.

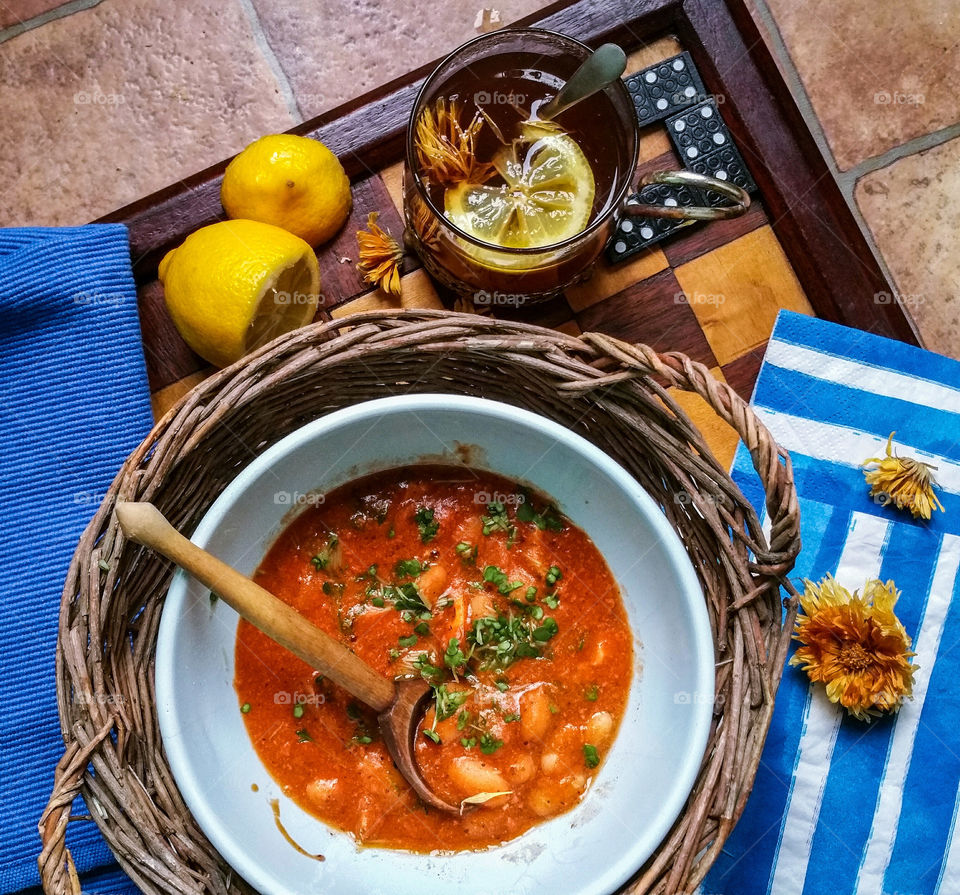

305,778,337,809
590,637,609,666
526,779,579,817
586,710,614,746
506,752,536,784
520,687,553,742
447,756,510,797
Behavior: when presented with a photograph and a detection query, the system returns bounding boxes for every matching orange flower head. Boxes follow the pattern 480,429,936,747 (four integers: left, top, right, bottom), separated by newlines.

414,98,495,187
356,212,404,297
789,575,916,721
862,432,944,520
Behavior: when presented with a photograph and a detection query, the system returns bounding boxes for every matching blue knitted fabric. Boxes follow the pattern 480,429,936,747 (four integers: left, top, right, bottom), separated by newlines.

0,226,152,894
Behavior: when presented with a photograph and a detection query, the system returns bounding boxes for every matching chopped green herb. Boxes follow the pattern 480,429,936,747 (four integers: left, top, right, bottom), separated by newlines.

455,541,479,566
415,506,439,543
479,733,504,755
577,633,586,651
584,685,599,702
433,684,468,721
456,710,471,731
240,702,251,714
398,634,418,648
346,702,361,721
414,621,431,637
549,703,560,714
413,653,444,684
481,502,517,547
382,582,429,613
545,565,563,587
483,564,524,595
543,593,560,610
422,728,441,744
525,585,537,602
310,533,339,570
469,614,548,669
503,712,520,723
532,617,559,642
355,564,378,583
322,580,346,598
371,595,385,608
510,598,543,619
387,527,395,538
353,734,373,745
388,648,400,661
394,558,424,579
461,736,477,749
295,728,312,742
516,495,564,532
494,679,510,692
444,638,468,677
583,744,600,768
293,704,304,719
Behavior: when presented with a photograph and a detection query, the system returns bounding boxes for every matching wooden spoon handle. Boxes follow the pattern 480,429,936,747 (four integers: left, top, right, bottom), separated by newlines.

115,501,395,712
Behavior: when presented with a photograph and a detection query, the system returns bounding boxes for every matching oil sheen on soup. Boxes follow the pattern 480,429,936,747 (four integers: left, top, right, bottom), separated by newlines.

234,465,633,850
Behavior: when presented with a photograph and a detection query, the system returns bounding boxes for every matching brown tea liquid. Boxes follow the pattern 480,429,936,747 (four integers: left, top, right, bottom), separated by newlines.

419,53,624,228
407,51,632,299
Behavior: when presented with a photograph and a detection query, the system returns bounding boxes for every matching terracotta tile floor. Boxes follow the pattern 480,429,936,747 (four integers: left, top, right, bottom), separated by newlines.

0,0,957,357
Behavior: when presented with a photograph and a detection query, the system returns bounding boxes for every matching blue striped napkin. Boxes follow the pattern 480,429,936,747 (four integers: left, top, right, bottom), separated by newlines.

0,226,152,895
703,311,960,895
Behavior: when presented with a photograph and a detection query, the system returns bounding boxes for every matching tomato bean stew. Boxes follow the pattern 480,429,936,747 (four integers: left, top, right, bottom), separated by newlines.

234,465,633,850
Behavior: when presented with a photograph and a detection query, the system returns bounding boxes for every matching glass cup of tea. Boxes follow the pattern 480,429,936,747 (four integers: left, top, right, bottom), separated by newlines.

403,28,748,306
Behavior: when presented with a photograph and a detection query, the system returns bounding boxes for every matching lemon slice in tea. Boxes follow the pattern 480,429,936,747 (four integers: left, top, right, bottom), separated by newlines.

444,125,596,250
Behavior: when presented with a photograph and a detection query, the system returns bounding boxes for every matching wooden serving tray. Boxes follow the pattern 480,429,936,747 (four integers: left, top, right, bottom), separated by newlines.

100,0,919,469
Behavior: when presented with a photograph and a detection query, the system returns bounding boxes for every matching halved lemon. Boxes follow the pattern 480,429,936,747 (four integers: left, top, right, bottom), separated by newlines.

443,125,596,250
158,220,320,369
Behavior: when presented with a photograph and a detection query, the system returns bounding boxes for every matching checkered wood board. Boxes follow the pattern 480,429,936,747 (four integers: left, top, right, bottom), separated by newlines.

145,38,814,470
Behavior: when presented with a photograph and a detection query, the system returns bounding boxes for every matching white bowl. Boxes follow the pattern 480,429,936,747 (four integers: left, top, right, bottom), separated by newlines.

155,394,713,895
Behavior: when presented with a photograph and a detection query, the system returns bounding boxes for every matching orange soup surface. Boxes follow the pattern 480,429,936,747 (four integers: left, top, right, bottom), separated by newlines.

235,465,633,851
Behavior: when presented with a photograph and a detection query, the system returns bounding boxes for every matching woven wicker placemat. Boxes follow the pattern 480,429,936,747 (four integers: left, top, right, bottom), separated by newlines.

40,310,800,895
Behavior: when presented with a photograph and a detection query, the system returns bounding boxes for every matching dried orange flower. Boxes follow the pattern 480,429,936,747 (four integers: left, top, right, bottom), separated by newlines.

789,575,916,721
862,432,944,520
415,98,495,187
356,212,404,296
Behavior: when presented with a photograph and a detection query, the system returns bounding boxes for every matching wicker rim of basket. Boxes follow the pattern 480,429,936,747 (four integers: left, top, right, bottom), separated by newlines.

39,309,801,895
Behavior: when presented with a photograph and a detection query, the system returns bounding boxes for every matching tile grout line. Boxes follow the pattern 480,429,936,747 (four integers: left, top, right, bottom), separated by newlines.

838,122,960,187
235,0,303,124
0,0,102,45
745,0,844,181
747,0,928,341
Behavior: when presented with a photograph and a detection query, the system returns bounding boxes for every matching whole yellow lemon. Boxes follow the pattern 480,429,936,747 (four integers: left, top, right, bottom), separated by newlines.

220,134,352,247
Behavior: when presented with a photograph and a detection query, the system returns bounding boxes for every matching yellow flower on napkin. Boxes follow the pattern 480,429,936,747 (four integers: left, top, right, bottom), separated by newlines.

862,432,944,520
789,575,916,721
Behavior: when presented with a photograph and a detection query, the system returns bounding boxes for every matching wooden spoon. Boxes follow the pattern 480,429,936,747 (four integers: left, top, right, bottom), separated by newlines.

115,501,460,814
